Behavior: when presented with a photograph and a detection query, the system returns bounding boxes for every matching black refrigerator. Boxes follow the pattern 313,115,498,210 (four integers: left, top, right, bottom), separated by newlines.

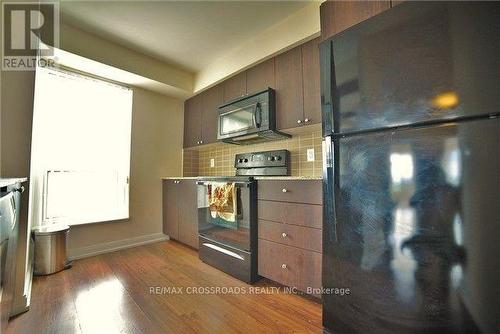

320,2,500,333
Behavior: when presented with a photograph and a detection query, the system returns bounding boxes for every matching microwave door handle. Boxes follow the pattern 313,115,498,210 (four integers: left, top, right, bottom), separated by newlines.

254,102,262,128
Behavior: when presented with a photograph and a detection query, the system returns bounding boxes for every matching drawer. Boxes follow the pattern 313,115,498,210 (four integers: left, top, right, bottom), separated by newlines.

258,220,322,253
258,200,322,229
258,239,321,295
257,180,322,204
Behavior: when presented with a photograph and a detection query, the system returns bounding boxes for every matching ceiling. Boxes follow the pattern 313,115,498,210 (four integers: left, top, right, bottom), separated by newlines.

60,1,312,73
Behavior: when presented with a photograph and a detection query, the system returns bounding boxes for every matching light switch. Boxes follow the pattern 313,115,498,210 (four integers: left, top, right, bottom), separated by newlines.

307,148,315,162
210,158,215,168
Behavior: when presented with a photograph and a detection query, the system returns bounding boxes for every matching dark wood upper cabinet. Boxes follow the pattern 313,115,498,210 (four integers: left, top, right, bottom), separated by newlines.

201,84,223,145
246,58,275,94
320,0,391,41
301,37,321,125
183,95,202,148
275,46,304,130
223,71,247,103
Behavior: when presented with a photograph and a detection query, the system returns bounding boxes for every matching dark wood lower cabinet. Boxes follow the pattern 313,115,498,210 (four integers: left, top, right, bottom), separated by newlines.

258,239,321,296
163,180,179,240
257,180,323,297
177,180,199,249
162,179,198,249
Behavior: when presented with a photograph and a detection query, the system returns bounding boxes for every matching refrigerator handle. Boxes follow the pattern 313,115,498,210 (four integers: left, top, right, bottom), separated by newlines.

322,136,337,242
320,41,334,136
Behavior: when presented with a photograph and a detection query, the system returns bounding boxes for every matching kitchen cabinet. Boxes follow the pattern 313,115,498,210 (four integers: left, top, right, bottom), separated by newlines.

320,0,391,41
183,95,202,148
162,179,198,249
301,37,321,125
257,179,323,296
223,71,247,103
184,85,222,148
275,46,304,130
201,84,223,145
258,239,322,295
163,179,179,239
184,38,323,147
258,179,322,205
246,58,275,94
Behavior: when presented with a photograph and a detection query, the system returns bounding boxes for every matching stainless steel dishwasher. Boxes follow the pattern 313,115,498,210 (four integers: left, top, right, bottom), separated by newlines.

0,181,23,332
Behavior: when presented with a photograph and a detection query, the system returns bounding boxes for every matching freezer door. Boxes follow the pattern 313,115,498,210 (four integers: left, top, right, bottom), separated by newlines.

323,118,500,333
323,2,500,135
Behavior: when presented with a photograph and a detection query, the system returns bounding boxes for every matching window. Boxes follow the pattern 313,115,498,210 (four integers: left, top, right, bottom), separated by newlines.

29,66,133,226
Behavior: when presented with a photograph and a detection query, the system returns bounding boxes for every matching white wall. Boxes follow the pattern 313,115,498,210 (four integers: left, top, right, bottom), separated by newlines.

194,1,321,92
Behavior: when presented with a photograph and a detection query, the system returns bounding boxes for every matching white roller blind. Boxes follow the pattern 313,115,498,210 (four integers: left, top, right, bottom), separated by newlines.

30,66,133,226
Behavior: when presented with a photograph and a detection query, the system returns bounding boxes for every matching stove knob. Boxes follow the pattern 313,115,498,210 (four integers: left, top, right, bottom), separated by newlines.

267,156,273,161
276,156,282,161
243,158,248,163
238,159,243,163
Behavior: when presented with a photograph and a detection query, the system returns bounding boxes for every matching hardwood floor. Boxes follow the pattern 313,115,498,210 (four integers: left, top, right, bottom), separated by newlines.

7,241,322,334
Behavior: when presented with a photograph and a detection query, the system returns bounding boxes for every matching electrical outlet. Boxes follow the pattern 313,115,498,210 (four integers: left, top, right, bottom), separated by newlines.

307,148,315,162
210,158,215,168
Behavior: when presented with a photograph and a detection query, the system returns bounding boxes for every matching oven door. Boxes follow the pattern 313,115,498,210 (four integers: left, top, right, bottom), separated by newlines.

197,180,254,251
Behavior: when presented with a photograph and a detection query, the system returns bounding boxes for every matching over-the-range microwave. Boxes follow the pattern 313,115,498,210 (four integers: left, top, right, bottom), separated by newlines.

217,88,291,145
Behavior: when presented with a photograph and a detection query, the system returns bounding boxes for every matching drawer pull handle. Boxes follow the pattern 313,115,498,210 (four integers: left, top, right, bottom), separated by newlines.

297,119,302,124
282,188,288,193
281,264,287,269
304,118,310,123
281,232,287,238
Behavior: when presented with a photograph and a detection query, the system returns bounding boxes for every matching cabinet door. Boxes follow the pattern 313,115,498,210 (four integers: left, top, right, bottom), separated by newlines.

223,72,246,103
246,58,275,94
162,180,179,240
183,95,202,148
201,84,223,145
320,1,391,41
178,180,199,249
275,46,304,130
301,37,321,125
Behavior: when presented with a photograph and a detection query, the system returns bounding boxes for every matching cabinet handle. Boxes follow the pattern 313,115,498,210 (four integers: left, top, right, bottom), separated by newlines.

200,140,203,144
281,232,287,238
196,141,199,145
282,188,288,193
304,118,310,123
297,119,302,124
281,264,287,269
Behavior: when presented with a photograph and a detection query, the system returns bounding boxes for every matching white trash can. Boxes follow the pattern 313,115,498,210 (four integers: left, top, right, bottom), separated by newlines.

34,225,72,275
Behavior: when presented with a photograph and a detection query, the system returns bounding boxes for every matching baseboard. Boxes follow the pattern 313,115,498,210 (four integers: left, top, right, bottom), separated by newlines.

68,233,170,260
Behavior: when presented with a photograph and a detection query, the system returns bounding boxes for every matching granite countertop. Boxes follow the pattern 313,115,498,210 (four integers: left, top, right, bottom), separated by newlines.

162,176,322,181
162,177,198,180
0,178,28,188
254,176,322,180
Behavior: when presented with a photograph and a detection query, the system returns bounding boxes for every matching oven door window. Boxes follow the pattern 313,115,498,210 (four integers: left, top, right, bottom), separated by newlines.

219,104,257,136
198,184,250,251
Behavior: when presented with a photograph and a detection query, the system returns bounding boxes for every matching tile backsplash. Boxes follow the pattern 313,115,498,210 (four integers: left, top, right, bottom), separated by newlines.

183,124,323,177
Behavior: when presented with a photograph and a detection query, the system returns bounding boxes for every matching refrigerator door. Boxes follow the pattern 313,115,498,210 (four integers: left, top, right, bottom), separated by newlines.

321,2,500,135
323,117,500,333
